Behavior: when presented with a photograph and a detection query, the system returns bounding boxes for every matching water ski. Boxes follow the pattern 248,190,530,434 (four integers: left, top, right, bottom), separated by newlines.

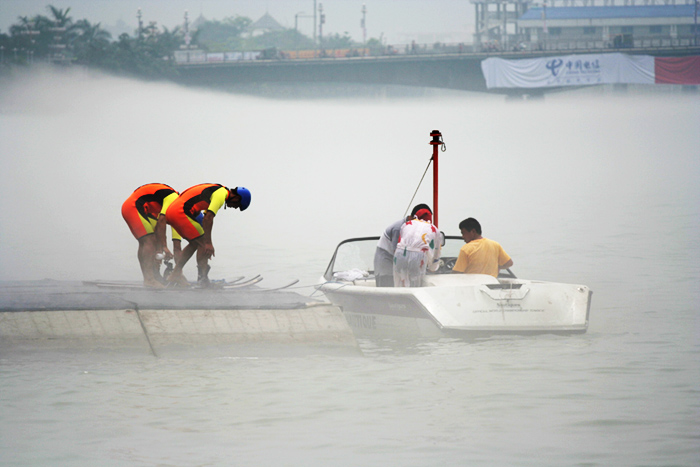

250,279,300,292
83,275,262,290
82,280,150,290
221,275,263,289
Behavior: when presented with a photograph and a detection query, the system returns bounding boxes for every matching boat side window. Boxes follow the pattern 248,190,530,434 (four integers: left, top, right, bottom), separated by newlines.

329,238,377,277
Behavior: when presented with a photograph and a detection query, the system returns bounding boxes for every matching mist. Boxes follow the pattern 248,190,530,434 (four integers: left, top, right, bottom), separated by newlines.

1,67,698,287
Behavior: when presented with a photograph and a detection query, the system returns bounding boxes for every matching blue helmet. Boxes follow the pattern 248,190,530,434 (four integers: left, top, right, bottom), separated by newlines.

234,187,251,211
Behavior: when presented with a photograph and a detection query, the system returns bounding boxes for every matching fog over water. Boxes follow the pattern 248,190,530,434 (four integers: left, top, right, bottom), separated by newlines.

1,68,699,466
0,68,698,289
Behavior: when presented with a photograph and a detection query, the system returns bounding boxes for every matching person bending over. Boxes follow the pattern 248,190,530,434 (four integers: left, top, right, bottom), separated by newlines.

393,209,441,287
374,203,433,287
121,183,182,288
165,184,251,287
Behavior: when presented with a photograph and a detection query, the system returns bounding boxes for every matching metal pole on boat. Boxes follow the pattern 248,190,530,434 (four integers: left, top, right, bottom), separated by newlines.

430,130,442,228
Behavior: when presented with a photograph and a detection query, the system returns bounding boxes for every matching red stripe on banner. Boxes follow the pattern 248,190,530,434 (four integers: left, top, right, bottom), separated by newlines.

654,56,700,85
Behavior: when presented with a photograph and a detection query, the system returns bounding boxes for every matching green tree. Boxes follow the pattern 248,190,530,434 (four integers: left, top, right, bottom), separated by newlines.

153,26,185,59
245,29,315,51
72,19,111,64
8,16,40,62
98,33,170,77
112,27,185,77
47,5,71,27
196,16,251,51
1,5,193,77
45,5,76,62
366,37,385,56
6,6,77,63
320,32,355,49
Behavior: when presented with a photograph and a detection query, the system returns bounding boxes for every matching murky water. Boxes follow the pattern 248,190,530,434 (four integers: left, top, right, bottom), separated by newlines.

1,68,699,466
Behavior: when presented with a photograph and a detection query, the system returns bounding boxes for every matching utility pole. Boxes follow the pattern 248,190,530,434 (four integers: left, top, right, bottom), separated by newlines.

182,10,193,63
361,4,367,47
313,0,317,44
137,8,143,39
695,0,698,47
295,11,314,36
542,1,548,50
319,3,325,54
184,10,191,48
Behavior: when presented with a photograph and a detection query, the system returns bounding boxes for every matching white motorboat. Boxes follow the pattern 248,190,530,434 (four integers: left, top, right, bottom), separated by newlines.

317,236,592,338
316,130,591,338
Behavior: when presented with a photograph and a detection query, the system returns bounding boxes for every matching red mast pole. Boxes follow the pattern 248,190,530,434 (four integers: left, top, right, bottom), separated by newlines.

429,130,442,228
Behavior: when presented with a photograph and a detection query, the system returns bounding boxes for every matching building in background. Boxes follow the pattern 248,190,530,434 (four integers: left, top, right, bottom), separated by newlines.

247,12,284,37
472,0,698,51
472,0,531,51
519,4,698,50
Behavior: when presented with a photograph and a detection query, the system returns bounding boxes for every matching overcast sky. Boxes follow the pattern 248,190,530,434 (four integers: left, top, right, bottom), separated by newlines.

1,0,476,45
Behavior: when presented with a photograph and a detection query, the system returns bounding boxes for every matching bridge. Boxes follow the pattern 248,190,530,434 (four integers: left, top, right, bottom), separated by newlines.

172,46,700,96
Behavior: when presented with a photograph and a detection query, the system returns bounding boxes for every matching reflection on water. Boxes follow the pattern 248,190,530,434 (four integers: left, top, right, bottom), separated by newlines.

1,68,699,466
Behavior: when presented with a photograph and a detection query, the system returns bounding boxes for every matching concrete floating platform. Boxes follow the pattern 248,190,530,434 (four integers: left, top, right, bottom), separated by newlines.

0,280,359,357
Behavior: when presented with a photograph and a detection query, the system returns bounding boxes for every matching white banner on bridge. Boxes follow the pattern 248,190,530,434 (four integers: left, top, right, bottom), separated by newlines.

481,53,655,89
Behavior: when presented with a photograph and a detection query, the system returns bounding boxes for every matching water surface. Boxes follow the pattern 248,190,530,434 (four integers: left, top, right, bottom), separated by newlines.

1,69,698,466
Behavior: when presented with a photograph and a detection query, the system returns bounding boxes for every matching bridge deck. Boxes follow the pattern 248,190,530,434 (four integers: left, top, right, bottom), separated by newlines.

172,46,700,94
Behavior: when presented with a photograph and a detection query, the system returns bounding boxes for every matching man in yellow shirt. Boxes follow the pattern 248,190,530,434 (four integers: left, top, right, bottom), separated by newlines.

452,218,513,278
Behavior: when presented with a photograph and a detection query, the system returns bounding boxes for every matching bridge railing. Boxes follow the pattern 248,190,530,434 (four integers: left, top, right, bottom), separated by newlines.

525,34,698,52
173,42,479,65
173,35,699,65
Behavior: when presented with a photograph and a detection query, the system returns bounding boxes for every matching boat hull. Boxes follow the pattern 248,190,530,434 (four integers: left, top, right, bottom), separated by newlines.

319,275,591,338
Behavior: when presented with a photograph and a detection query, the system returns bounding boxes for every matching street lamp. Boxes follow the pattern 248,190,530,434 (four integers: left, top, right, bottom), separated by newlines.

184,10,191,48
313,0,317,44
361,4,367,47
694,0,698,47
318,2,325,56
542,1,548,50
137,8,144,39
181,10,193,64
319,3,325,43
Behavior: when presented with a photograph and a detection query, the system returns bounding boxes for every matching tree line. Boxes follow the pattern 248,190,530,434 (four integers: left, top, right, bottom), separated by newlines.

0,5,382,78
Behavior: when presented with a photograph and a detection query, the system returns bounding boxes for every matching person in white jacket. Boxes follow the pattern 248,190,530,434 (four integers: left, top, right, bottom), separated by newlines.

393,209,441,287
374,203,432,287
